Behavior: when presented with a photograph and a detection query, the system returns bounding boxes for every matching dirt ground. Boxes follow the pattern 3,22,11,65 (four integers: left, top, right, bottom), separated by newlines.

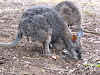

0,0,100,75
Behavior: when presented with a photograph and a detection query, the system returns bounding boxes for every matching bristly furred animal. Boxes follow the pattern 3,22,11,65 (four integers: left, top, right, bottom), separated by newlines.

0,5,82,59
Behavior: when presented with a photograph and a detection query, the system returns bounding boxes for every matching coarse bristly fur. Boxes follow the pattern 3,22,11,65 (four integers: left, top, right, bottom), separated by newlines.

0,5,82,60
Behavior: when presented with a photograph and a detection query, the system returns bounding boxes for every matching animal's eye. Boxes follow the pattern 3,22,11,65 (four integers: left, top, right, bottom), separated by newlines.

75,49,79,53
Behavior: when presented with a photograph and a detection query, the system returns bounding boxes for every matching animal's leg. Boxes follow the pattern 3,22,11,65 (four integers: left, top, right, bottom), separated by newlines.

43,28,52,56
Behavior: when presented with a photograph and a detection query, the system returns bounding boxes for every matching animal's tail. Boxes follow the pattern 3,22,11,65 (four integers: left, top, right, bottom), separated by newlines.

0,31,22,47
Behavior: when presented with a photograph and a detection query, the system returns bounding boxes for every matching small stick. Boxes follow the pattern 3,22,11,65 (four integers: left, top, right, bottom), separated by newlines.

83,29,100,36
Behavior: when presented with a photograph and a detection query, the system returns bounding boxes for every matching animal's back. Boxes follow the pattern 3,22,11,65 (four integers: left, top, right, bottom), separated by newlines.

19,5,66,42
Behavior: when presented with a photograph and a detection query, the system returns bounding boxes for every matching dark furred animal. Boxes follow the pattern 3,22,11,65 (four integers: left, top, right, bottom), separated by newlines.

54,1,82,32
0,5,81,59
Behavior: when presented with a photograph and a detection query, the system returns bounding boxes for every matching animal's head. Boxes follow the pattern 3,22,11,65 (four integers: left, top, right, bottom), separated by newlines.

55,1,81,30
62,33,83,60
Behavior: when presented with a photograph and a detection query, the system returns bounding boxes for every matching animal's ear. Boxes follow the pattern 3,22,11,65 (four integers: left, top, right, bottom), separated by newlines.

72,34,77,42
